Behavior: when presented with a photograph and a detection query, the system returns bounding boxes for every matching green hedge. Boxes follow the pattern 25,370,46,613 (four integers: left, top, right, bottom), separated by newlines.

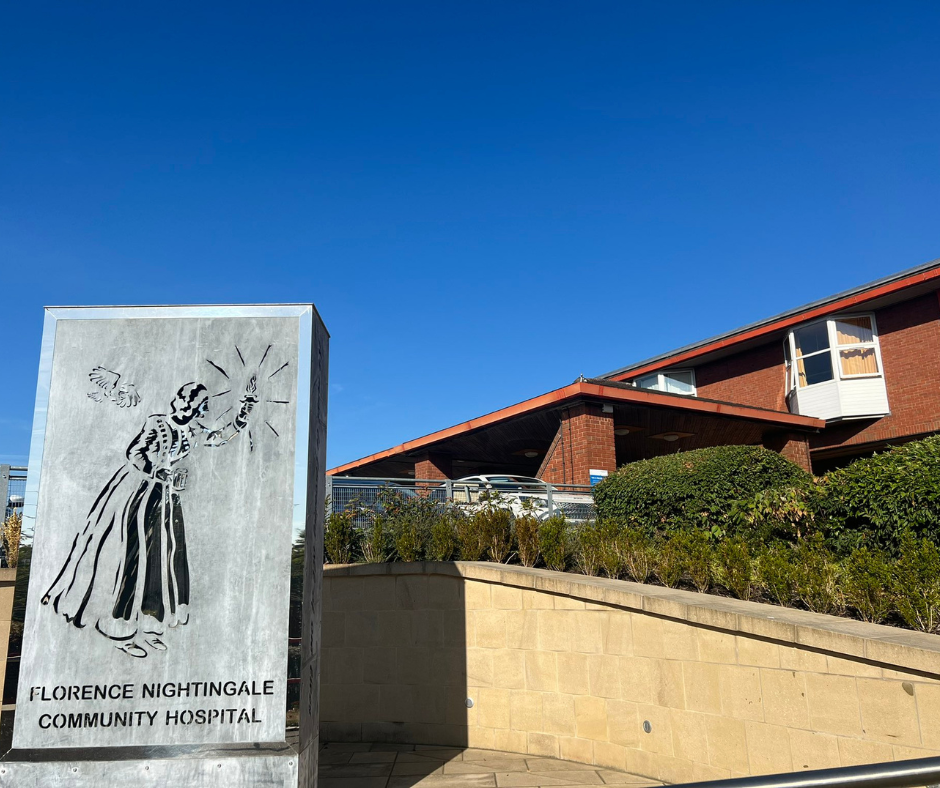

592,445,811,535
821,435,940,551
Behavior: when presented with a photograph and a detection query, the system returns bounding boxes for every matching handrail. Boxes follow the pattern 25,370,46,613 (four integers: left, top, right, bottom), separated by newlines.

672,757,940,788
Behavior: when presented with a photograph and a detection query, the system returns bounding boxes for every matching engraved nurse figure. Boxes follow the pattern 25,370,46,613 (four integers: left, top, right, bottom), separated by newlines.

41,379,257,658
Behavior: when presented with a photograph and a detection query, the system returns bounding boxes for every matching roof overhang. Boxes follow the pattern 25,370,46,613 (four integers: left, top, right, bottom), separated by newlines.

328,381,824,475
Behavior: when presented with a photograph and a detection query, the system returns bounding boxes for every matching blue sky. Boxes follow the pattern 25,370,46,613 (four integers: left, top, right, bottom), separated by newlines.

2,2,939,468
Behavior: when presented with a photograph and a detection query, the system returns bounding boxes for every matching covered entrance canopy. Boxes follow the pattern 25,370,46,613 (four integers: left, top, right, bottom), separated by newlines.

329,380,825,484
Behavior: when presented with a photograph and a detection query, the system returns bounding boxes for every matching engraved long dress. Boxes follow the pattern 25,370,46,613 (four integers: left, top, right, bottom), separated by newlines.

42,414,193,642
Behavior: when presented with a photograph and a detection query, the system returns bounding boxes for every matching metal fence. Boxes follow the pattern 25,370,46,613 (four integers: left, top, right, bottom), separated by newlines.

326,476,597,525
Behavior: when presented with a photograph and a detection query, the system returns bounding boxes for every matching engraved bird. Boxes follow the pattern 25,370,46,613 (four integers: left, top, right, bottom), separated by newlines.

87,366,141,408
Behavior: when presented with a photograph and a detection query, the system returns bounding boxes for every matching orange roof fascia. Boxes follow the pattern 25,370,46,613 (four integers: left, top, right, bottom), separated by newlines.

609,267,940,382
328,382,824,475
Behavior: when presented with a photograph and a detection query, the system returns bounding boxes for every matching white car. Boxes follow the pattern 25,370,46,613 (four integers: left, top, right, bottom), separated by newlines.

446,475,595,521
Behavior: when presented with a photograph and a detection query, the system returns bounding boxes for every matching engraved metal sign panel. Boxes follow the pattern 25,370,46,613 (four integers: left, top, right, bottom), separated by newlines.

11,305,323,757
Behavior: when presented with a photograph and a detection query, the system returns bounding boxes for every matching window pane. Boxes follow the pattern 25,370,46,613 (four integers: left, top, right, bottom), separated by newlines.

835,317,873,345
798,352,834,387
664,371,695,395
636,374,661,390
794,322,830,356
840,347,879,375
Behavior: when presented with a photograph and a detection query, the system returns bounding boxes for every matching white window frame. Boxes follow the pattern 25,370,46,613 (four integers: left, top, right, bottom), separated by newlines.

786,313,884,391
634,369,697,396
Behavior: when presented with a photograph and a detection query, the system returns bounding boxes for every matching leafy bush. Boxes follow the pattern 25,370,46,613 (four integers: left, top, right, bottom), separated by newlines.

792,536,843,615
822,435,940,551
360,514,390,563
893,536,940,633
479,505,514,563
428,510,459,561
2,512,22,569
324,504,358,564
842,547,893,623
621,527,653,583
539,515,569,571
656,533,688,588
756,545,796,606
574,522,604,576
594,445,811,535
515,512,540,567
457,510,488,561
714,537,754,600
595,519,626,579
730,484,821,544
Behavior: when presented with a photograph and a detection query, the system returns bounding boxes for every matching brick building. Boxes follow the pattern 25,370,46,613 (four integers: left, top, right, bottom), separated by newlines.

330,259,940,482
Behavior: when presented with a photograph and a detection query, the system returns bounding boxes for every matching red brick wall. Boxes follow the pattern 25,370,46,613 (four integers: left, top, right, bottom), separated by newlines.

538,403,616,486
762,431,812,472
812,293,940,452
695,342,787,411
414,453,452,481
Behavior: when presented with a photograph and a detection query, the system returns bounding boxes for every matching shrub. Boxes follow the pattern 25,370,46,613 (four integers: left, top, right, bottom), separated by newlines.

324,503,358,564
2,512,22,569
792,536,843,615
515,512,540,567
685,530,713,592
595,519,626,579
575,522,603,576
428,510,459,561
730,484,821,544
822,435,940,551
621,527,653,583
893,535,940,633
656,533,688,588
379,489,440,562
360,514,390,563
756,545,796,607
480,506,514,563
714,537,754,600
539,515,569,571
457,510,488,561
842,547,894,623
594,445,811,535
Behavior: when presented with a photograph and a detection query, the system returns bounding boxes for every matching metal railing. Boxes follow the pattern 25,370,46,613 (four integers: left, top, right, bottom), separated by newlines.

672,755,940,788
326,475,597,524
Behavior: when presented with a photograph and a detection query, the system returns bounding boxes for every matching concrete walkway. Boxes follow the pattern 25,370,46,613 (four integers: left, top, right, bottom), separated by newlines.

317,743,663,788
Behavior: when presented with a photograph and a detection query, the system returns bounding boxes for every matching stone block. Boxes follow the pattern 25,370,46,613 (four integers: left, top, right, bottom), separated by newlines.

360,576,398,610
557,652,591,696
379,610,415,648
593,741,627,771
429,575,463,610
856,678,921,746
398,647,431,686
493,649,526,690
495,727,528,754
522,590,554,610
323,646,364,685
380,684,416,722
745,721,793,775
465,581,493,610
527,732,560,757
669,709,708,764
605,699,640,748
505,611,539,650
788,729,841,770
575,695,609,741
736,637,780,669
413,610,445,647
804,674,862,736
778,645,829,673
537,611,572,652
651,659,686,710
477,687,512,729
759,668,809,729
323,611,346,647
705,715,748,772
542,693,577,736
467,648,495,688
572,613,604,654
636,703,673,755
826,656,882,678
492,585,523,610
696,628,737,664
510,690,543,732
682,662,722,715
346,610,382,647
472,610,508,649
719,665,763,721
619,656,653,704
428,647,465,688
524,651,557,692
588,654,622,699
916,683,940,750
396,575,430,610
837,737,895,766
559,736,594,765
601,611,634,656
631,615,665,659
662,620,698,661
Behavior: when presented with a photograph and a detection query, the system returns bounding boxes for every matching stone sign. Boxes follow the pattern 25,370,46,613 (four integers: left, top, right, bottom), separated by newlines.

2,305,328,787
